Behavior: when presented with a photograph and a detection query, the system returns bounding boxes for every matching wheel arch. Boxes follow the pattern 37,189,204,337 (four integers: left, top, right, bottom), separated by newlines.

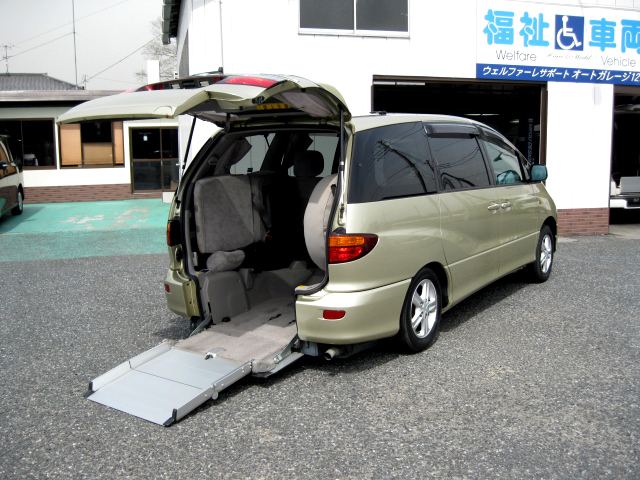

423,261,450,309
542,216,557,251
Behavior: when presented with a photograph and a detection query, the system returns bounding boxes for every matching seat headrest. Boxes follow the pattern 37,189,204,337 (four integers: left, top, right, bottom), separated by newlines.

293,150,324,178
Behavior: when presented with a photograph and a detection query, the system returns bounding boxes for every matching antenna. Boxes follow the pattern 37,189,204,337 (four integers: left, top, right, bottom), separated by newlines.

72,0,78,88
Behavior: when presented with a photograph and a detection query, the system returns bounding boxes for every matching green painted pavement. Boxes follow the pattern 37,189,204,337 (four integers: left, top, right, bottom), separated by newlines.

0,199,171,262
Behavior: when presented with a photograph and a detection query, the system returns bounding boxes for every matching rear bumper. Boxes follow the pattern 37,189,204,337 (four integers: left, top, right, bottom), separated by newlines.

163,269,200,318
611,196,640,209
295,279,410,344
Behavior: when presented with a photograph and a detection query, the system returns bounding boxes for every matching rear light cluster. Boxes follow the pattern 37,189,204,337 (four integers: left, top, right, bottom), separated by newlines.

328,234,378,264
166,219,181,247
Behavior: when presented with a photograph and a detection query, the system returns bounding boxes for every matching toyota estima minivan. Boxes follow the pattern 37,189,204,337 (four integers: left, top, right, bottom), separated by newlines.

60,73,557,358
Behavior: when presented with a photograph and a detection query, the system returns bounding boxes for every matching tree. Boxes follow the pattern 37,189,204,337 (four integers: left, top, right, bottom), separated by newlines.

135,18,177,82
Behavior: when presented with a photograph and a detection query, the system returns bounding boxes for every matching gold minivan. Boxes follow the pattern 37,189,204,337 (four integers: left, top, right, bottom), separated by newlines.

60,73,557,355
59,73,557,424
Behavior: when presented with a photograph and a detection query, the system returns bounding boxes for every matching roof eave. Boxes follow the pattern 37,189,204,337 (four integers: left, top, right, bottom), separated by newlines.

161,0,182,45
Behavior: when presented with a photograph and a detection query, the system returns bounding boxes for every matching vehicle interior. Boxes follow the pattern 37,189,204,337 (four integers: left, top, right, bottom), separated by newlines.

174,127,341,360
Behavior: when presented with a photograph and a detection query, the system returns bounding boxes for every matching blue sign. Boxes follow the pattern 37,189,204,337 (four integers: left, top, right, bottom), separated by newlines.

555,15,584,51
477,63,640,85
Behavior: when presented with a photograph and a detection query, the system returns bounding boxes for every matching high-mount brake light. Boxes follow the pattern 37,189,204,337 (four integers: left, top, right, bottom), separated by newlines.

328,235,378,264
219,76,278,88
141,83,164,91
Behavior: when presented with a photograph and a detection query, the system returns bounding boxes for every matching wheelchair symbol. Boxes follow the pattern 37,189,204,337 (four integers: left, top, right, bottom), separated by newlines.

557,15,582,50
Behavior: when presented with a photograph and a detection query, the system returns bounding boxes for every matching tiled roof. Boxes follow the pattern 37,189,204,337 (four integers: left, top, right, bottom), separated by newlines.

0,73,80,91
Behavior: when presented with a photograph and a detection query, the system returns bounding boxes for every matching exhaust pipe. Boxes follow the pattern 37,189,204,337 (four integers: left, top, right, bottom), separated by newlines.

324,346,344,361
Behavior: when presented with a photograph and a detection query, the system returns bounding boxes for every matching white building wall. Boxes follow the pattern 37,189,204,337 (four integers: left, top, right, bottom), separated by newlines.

174,0,640,212
545,82,614,209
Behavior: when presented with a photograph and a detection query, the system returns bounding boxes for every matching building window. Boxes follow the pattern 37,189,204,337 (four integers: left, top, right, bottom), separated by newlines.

130,127,179,192
59,121,124,167
0,119,56,169
300,0,409,36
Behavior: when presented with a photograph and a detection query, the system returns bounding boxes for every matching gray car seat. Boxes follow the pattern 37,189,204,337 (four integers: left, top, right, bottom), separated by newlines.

194,175,266,272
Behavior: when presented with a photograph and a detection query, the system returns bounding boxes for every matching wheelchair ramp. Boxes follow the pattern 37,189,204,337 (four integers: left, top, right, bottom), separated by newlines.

86,341,252,426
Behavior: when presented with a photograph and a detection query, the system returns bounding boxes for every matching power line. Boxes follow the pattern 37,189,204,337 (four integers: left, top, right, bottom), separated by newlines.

12,0,132,47
8,32,73,59
83,35,159,85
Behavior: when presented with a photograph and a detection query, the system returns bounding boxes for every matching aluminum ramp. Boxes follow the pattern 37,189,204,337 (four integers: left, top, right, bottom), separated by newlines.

86,297,302,425
85,342,253,425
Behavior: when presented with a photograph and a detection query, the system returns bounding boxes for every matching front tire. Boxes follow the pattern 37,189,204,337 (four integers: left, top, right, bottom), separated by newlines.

11,190,23,216
396,267,441,353
529,225,553,283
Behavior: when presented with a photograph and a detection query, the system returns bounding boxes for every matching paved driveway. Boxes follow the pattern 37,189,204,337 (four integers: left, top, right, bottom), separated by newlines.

0,199,170,261
0,209,638,479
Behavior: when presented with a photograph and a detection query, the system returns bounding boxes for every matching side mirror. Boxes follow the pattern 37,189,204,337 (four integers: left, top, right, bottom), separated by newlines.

531,164,548,182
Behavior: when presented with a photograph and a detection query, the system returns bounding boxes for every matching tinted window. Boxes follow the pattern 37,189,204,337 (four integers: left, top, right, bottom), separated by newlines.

429,134,490,190
300,0,353,29
481,130,525,185
300,0,408,33
356,0,409,32
349,122,436,203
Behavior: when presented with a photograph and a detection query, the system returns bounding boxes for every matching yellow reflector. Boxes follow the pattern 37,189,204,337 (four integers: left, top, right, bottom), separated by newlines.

256,103,291,110
329,236,366,247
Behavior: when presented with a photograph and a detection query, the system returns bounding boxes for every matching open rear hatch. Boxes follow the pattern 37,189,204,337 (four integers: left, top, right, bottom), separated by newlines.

57,74,351,125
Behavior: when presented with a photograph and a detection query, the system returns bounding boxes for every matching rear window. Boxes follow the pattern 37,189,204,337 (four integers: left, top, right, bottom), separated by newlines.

349,122,436,203
428,133,491,190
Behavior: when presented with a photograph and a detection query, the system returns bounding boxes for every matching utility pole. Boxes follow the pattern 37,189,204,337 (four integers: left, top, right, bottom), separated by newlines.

72,0,78,88
1,44,13,73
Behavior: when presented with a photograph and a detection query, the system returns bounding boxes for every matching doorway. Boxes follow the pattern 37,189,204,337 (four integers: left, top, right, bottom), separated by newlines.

611,86,640,226
130,127,179,193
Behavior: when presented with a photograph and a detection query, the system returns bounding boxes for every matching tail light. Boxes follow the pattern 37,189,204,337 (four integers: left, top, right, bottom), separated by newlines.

166,219,182,246
328,235,378,264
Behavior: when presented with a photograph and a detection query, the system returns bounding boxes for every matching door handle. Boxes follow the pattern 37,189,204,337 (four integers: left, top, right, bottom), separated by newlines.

487,203,501,212
501,202,513,210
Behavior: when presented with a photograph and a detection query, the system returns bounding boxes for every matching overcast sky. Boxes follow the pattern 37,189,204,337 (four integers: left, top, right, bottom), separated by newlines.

0,0,164,91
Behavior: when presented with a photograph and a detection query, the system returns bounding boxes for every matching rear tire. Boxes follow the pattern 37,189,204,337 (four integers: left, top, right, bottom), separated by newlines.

396,267,441,353
11,190,23,216
529,225,553,283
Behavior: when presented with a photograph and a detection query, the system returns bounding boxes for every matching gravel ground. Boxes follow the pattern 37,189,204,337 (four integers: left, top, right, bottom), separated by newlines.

0,235,638,479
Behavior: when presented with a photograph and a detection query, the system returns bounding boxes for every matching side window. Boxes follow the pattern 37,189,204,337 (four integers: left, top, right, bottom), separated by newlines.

349,122,437,203
480,131,525,185
429,134,490,190
229,134,271,174
287,133,339,178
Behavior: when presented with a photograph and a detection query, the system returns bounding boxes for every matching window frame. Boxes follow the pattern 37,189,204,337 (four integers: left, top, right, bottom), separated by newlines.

0,118,57,170
59,121,125,168
299,0,410,38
